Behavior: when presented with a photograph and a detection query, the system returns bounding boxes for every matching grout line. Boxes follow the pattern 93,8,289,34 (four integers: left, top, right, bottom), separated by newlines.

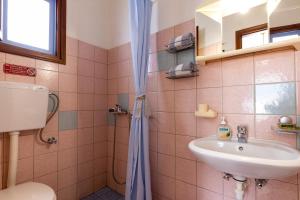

220,58,225,196
293,51,299,152
253,54,258,144
195,62,199,200
75,40,79,199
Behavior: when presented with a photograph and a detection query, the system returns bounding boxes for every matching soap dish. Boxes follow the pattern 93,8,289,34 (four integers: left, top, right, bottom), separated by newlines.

195,112,217,118
271,125,300,134
195,104,217,118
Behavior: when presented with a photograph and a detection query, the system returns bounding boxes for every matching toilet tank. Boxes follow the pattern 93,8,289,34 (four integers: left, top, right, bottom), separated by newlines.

0,81,49,132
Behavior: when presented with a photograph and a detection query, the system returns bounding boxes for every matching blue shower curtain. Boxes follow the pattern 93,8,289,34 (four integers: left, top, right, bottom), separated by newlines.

125,0,152,200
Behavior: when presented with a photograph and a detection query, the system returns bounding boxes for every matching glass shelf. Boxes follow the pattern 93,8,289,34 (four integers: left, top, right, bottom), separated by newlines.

271,125,300,134
166,70,199,79
197,38,300,64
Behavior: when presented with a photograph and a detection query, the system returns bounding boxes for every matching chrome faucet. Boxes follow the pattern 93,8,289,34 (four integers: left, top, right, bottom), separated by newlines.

237,125,248,143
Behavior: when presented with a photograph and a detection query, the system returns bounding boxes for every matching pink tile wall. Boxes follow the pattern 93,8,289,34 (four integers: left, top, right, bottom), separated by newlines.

106,18,300,200
0,17,298,200
0,36,108,200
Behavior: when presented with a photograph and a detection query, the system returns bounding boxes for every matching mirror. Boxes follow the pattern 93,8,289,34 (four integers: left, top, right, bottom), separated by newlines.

195,10,222,56
269,0,300,43
195,0,300,57
222,3,268,52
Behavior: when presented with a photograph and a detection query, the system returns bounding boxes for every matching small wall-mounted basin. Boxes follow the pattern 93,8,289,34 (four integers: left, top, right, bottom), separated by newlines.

188,136,300,179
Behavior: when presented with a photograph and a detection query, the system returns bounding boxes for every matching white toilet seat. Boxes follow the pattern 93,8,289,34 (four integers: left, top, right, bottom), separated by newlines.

0,182,56,200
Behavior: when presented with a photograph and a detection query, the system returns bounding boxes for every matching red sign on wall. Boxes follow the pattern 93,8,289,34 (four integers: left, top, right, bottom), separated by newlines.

3,63,36,77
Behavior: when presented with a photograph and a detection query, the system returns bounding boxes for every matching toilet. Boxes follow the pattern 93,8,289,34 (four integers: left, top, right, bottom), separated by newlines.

0,182,56,200
0,82,56,200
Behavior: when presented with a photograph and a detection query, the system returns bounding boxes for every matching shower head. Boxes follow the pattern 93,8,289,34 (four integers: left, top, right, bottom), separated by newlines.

108,104,129,115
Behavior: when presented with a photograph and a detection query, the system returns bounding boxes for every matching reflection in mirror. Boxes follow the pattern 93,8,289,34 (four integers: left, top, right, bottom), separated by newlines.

196,12,222,56
195,0,270,57
269,0,300,43
222,3,269,52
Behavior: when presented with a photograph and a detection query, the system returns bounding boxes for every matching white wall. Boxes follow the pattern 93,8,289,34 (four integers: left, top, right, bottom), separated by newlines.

66,0,197,49
67,0,111,49
109,0,197,48
107,0,130,48
269,0,300,28
151,0,196,33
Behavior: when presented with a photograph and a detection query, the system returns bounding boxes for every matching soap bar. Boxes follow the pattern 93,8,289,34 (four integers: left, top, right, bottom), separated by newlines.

278,123,296,129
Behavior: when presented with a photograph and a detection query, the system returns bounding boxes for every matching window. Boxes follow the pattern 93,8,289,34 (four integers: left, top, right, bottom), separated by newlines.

270,23,300,43
241,29,269,49
0,0,66,64
236,23,268,49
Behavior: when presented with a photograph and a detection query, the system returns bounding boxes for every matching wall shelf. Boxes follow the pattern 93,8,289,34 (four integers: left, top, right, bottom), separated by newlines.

164,33,197,80
196,38,300,64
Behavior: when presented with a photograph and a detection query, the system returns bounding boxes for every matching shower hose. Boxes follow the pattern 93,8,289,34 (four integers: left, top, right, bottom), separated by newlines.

38,92,60,145
112,113,132,185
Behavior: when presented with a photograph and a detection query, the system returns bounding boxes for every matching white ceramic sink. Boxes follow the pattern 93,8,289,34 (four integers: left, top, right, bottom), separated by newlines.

188,136,300,179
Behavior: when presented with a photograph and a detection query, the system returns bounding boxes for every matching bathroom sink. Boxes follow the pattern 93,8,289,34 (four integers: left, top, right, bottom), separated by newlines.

188,137,300,179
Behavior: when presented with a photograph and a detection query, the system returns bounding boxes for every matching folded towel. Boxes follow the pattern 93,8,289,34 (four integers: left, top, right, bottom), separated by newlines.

168,62,196,73
167,33,194,52
168,62,196,77
173,70,193,76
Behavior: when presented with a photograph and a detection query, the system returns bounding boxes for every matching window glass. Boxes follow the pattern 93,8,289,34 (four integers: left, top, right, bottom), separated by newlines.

271,30,300,43
3,0,55,54
0,0,66,64
241,30,268,49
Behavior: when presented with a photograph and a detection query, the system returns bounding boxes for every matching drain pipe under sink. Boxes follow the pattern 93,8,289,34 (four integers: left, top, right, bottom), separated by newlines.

7,131,20,188
234,176,247,200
